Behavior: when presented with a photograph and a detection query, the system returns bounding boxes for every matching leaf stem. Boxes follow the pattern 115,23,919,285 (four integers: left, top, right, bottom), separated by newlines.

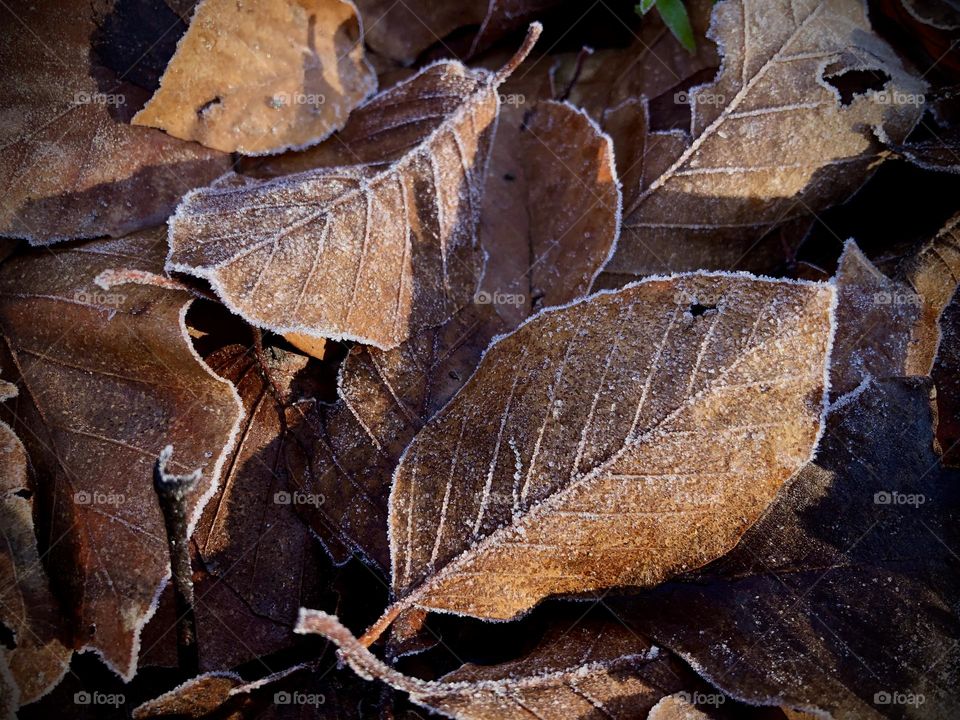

358,601,408,648
153,445,201,674
494,22,543,85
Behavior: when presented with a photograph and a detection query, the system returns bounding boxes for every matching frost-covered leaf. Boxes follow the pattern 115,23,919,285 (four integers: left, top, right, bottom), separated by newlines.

932,287,960,466
283,98,620,569
0,231,244,679
622,377,960,719
297,610,689,719
0,0,229,244
612,0,927,276
132,0,377,155
367,273,833,639
0,381,72,711
132,671,242,719
647,693,714,719
830,239,922,395
167,27,541,349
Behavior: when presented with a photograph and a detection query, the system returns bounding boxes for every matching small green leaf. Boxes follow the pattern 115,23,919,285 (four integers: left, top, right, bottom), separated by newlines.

656,0,696,53
636,0,657,15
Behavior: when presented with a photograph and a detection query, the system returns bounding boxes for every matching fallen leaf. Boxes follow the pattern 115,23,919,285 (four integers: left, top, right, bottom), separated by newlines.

167,26,542,349
0,230,244,680
132,0,377,155
297,610,690,719
899,212,960,374
284,97,620,570
132,671,242,719
932,289,960,466
830,239,921,396
612,0,926,276
0,381,72,711
648,693,714,719
620,377,960,719
0,0,229,244
369,273,833,641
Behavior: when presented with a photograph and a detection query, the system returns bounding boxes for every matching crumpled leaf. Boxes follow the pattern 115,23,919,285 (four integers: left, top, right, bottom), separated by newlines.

132,0,377,155
0,0,229,244
0,230,244,680
296,610,689,719
612,0,926,276
621,377,960,719
167,26,541,349
0,381,72,711
830,239,922,396
284,98,620,570
371,273,833,639
132,671,242,719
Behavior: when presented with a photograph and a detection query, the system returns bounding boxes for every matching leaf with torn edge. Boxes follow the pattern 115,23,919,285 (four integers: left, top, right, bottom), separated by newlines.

620,377,960,719
0,230,244,680
0,0,229,244
612,0,926,276
297,610,690,719
283,97,620,570
167,25,542,350
0,380,72,712
132,0,377,155
361,273,834,642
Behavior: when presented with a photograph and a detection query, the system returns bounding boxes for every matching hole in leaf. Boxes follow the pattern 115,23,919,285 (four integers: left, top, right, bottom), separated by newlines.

197,96,222,118
14,488,31,500
689,302,715,317
824,69,890,105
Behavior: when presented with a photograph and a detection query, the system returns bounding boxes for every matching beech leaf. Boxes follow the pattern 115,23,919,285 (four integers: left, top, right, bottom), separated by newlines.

0,230,244,680
364,273,834,641
132,0,377,155
0,0,229,244
167,25,542,349
612,0,927,276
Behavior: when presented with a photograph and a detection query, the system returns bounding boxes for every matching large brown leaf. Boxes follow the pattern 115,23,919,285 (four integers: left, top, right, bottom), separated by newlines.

0,0,229,244
132,0,377,155
612,0,926,276
284,98,620,570
297,610,690,719
166,27,542,349
620,377,960,719
0,231,244,679
364,274,834,641
0,381,72,711
933,290,960,466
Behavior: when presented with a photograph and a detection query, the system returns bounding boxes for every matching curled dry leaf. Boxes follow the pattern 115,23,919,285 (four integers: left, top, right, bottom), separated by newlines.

622,377,960,719
830,239,922,396
284,98,620,570
0,230,244,680
368,273,834,640
612,0,926,276
131,671,241,719
297,610,689,719
132,0,377,155
0,381,72,711
899,212,960,374
0,0,229,244
167,25,542,349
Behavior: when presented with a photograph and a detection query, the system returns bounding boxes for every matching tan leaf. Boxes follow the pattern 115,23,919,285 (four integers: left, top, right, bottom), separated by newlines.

830,239,922,395
613,0,926,276
131,672,242,719
0,0,229,244
167,26,542,350
648,693,714,719
296,610,688,719
900,211,960,374
132,0,377,155
0,230,244,679
0,381,72,710
366,273,833,641
284,97,620,569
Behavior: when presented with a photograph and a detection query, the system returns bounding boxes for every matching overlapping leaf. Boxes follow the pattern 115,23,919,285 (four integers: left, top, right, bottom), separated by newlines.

0,231,244,679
